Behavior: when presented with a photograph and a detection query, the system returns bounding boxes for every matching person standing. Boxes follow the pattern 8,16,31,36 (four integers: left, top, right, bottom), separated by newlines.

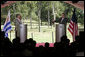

53,13,68,35
15,14,22,38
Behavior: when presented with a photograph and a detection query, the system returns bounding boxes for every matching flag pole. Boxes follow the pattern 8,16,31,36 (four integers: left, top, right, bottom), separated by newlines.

10,31,11,41
13,4,16,38
8,10,11,40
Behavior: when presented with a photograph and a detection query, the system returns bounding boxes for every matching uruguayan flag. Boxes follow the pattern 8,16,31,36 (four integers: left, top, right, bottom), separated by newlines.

2,10,12,37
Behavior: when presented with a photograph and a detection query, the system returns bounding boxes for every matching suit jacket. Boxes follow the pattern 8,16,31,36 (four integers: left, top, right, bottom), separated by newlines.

58,17,68,25
15,18,22,37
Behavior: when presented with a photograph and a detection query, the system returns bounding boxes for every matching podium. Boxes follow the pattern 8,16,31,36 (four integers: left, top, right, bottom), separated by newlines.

19,24,27,43
55,24,65,42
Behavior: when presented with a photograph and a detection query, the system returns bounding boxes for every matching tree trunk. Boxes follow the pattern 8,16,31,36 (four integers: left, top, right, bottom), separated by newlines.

30,16,32,29
38,9,41,32
48,10,50,27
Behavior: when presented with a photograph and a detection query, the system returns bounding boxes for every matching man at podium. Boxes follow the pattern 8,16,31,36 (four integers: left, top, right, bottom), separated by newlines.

53,13,68,35
15,14,22,38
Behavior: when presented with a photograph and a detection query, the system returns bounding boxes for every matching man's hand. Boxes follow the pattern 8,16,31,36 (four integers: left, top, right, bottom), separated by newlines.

52,20,56,24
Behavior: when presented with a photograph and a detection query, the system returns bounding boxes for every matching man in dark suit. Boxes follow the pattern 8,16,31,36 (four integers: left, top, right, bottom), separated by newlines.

58,13,68,25
15,14,22,38
53,13,68,35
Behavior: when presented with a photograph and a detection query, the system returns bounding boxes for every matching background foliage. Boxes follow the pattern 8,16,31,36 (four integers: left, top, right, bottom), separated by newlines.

1,1,84,25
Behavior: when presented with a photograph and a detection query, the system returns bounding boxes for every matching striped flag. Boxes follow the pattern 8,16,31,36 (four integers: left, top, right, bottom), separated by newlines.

2,10,12,37
68,9,78,41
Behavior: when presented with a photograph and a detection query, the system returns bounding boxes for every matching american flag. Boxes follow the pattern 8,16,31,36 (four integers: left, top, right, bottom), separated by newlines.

2,10,12,37
68,9,78,41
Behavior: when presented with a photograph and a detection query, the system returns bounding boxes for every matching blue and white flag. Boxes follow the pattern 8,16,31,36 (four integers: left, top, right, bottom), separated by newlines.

2,10,12,37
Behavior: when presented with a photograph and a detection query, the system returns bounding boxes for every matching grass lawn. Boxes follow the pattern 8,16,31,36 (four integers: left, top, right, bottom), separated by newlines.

1,23,84,43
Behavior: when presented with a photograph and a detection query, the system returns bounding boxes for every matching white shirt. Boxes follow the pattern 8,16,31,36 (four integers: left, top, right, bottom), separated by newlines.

16,18,22,24
61,18,64,23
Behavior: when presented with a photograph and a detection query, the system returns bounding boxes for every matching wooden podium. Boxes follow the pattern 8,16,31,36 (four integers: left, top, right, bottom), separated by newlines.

19,24,27,43
55,24,65,42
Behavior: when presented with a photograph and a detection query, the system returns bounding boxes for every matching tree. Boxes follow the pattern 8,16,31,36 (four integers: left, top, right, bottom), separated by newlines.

1,1,84,25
